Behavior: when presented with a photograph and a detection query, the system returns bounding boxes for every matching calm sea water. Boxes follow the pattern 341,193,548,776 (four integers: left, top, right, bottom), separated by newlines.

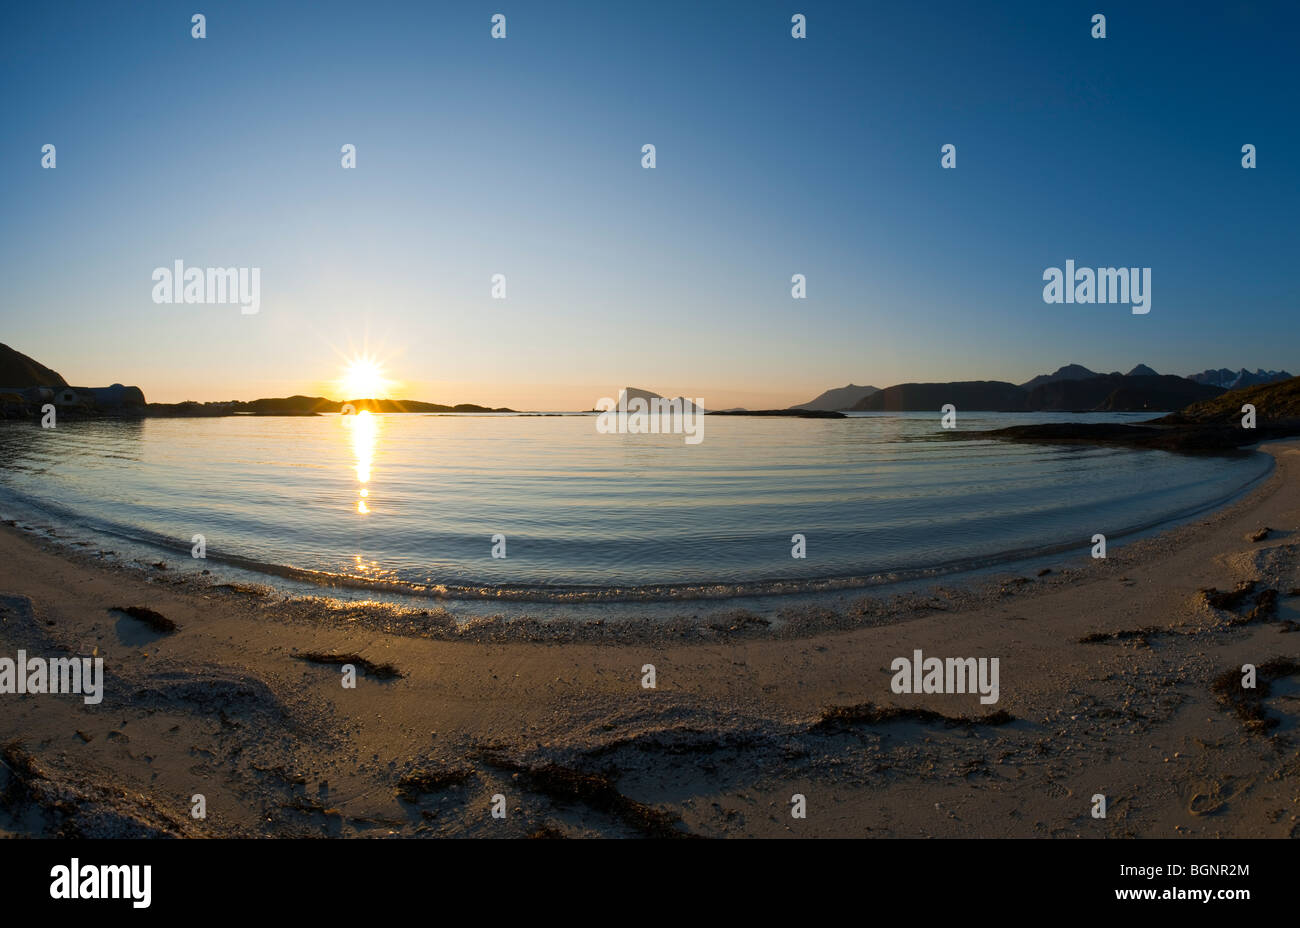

0,412,1271,602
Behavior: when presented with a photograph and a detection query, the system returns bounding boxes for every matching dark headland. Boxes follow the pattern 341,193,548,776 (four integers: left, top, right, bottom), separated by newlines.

978,377,1300,452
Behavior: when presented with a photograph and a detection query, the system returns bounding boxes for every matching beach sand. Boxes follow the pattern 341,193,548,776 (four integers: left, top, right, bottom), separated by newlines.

2,442,1298,838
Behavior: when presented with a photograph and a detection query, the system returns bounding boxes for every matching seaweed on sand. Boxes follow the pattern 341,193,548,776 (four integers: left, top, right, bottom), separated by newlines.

1198,582,1281,626
1238,588,1279,624
395,768,474,801
528,824,568,839
813,702,1014,731
1078,627,1165,645
1210,658,1300,734
1200,581,1258,612
294,652,402,679
0,741,45,808
0,742,79,837
110,605,178,632
475,752,693,839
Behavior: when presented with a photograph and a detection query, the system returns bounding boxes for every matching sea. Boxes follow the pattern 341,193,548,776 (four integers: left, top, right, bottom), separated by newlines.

0,411,1272,607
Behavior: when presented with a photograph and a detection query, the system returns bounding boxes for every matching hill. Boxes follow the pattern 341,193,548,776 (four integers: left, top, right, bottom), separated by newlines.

842,373,1225,413
1027,374,1222,412
792,383,879,411
1019,364,1099,391
1096,376,1222,411
1160,376,1300,425
0,343,67,387
851,381,1028,412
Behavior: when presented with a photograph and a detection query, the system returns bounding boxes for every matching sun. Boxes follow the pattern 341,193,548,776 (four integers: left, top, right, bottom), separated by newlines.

340,356,390,400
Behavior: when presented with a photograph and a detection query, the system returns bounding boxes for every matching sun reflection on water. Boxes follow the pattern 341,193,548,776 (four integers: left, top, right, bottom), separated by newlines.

344,410,380,514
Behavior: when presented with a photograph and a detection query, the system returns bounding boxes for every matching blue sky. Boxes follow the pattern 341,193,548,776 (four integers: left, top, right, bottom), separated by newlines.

2,0,1297,407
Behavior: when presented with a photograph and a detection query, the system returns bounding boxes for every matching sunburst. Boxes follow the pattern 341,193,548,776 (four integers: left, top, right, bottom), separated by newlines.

339,355,391,400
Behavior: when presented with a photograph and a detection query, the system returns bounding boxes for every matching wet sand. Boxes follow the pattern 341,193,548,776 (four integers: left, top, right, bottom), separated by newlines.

1,441,1298,838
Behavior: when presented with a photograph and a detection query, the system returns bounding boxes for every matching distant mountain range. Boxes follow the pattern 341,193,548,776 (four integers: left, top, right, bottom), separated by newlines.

1186,368,1295,390
849,372,1222,413
801,363,1294,412
1020,363,1291,392
3,341,1295,418
1017,374,1223,412
1020,363,1157,390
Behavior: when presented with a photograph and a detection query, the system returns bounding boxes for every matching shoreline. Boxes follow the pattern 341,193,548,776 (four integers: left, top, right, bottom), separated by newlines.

1,441,1297,836
0,440,1275,623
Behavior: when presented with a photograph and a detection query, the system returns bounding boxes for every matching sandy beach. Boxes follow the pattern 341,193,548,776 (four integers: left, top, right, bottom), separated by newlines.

1,440,1298,839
